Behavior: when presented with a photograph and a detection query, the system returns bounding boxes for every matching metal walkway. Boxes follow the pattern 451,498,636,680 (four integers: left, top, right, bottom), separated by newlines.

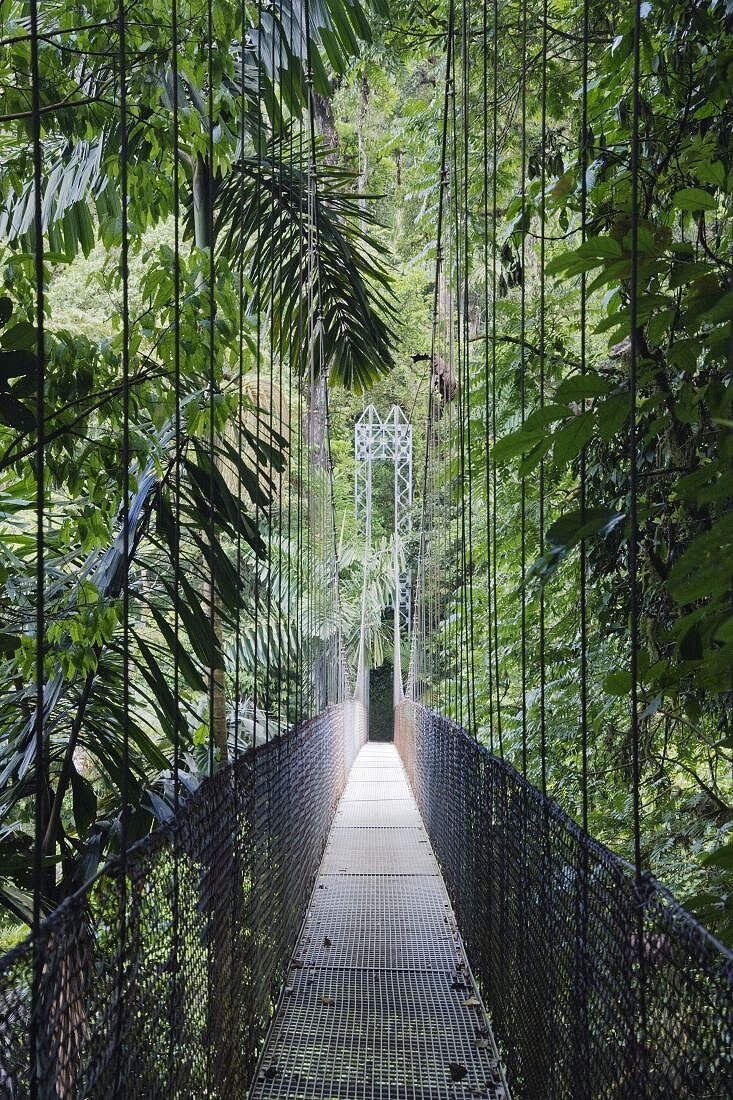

251,741,510,1100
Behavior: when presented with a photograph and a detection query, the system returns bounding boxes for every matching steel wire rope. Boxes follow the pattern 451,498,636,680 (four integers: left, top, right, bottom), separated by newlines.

274,1,286,736
490,0,503,755
481,0,495,753
538,0,548,799
629,0,649,1082
537,6,557,1087
441,18,456,718
447,61,459,724
303,0,319,720
204,0,217,1080
264,0,278,748
227,0,251,1065
283,5,296,741
444,206,453,717
263,2,274,748
409,0,455,717
28,1,46,1093
451,8,465,728
355,407,373,713
476,0,499,987
294,0,306,728
518,0,528,779
515,1,531,1077
206,0,217,784
577,0,592,1088
324,384,345,708
169,0,183,1077
252,0,264,741
112,0,132,1089
457,0,477,736
446,26,457,719
233,0,245,768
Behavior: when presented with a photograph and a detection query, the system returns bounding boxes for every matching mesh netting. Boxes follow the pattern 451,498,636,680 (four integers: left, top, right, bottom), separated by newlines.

396,701,733,1100
0,704,364,1098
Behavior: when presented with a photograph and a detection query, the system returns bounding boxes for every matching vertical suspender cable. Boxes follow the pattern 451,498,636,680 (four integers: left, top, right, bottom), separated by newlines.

629,0,648,1082
253,0,263,738
538,12,556,1090
481,0,494,753
519,0,528,777
295,60,305,725
114,0,131,1087
579,0,590,842
233,0,247,762
491,0,503,756
629,0,645,889
457,0,467,728
449,42,461,725
204,2,217,1081
303,0,318,720
206,0,217,774
274,6,285,728
538,0,548,796
285,27,295,736
578,0,591,1089
449,29,460,725
416,0,455,716
29,1,45,1092
170,0,183,1073
264,0,278,742
460,0,478,737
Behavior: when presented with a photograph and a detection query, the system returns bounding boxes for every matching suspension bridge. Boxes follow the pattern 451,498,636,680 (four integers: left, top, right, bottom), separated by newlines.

1,0,732,1097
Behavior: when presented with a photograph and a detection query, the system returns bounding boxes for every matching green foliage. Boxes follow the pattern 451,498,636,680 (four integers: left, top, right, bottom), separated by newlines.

0,0,394,927
216,147,396,391
338,0,733,945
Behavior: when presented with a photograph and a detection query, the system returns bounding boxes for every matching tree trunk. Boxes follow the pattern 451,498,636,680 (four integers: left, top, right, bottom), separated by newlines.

356,74,369,231
314,92,339,162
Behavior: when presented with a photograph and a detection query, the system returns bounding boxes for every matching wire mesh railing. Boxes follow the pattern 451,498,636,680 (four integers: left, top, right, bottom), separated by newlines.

0,703,365,1098
396,701,733,1100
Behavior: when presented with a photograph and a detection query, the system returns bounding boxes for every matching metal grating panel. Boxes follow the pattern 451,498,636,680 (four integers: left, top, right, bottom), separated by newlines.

250,743,510,1100
343,780,413,801
321,827,438,875
345,768,407,783
298,877,463,969
334,801,422,828
254,969,508,1100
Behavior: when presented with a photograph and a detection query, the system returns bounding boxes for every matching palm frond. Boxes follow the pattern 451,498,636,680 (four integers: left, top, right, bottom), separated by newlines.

216,147,396,392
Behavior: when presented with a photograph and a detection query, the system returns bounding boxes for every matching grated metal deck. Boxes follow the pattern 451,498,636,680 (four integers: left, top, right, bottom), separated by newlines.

250,742,510,1100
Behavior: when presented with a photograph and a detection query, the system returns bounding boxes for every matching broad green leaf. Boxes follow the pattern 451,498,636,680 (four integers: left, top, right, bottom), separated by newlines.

546,507,624,549
0,351,37,381
699,289,733,324
552,412,595,468
667,339,699,372
555,374,612,403
702,843,733,872
667,513,733,605
492,426,545,463
0,393,35,431
672,187,718,212
149,606,208,694
0,322,36,352
595,393,629,440
603,669,631,696
524,403,572,429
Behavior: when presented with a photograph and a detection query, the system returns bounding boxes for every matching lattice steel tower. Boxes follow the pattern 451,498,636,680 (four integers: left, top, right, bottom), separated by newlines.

354,405,413,703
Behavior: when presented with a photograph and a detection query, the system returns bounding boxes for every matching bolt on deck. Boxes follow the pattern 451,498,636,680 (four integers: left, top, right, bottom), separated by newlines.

250,741,510,1100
